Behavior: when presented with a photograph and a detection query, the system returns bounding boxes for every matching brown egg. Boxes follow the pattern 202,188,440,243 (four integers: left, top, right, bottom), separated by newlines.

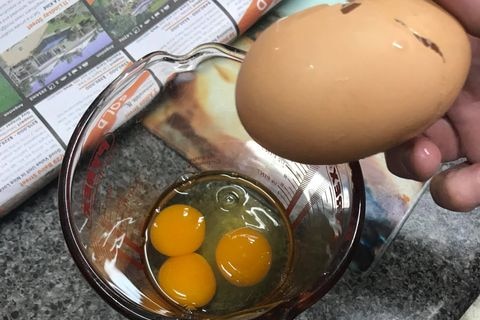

235,0,471,164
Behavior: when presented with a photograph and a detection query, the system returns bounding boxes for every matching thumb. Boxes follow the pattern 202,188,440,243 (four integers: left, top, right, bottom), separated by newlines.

434,0,480,37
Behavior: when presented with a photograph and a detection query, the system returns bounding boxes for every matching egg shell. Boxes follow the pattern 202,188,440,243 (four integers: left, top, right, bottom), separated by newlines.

235,0,471,164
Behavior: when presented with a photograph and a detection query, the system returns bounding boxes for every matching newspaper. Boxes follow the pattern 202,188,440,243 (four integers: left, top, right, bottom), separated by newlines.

0,0,281,216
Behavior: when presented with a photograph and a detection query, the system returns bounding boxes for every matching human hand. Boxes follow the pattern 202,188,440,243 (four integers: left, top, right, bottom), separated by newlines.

385,0,480,212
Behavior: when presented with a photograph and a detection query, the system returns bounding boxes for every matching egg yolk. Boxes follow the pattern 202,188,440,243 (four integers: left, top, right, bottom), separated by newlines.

157,253,216,309
149,204,205,256
215,227,272,287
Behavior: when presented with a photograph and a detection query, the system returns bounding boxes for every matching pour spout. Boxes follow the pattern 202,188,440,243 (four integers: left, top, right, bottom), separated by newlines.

146,43,246,87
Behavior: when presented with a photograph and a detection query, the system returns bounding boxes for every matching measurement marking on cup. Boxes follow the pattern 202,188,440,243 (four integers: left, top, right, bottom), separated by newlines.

102,213,141,246
287,165,301,187
299,164,308,175
291,189,323,229
277,185,290,201
286,177,297,191
286,169,317,215
284,185,295,198
91,225,144,270
101,217,141,249
98,216,143,255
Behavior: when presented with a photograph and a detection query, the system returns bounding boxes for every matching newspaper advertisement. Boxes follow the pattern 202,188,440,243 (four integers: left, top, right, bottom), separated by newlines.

0,0,281,216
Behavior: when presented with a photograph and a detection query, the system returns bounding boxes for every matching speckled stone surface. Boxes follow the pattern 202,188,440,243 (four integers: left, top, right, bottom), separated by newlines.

1,180,479,320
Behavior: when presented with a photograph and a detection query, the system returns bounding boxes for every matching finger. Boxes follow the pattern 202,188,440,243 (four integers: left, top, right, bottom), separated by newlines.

464,36,480,95
430,162,480,212
423,118,462,162
385,136,442,181
434,0,480,37
447,100,480,162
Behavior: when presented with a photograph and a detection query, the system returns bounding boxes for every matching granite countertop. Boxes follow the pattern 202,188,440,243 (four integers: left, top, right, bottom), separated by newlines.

1,180,479,320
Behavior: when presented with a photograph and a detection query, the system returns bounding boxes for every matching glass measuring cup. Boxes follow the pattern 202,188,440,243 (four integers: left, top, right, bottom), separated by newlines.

58,43,365,320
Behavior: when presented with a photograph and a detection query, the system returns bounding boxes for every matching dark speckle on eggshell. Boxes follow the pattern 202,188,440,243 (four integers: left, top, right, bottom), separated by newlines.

394,18,446,62
341,2,362,14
